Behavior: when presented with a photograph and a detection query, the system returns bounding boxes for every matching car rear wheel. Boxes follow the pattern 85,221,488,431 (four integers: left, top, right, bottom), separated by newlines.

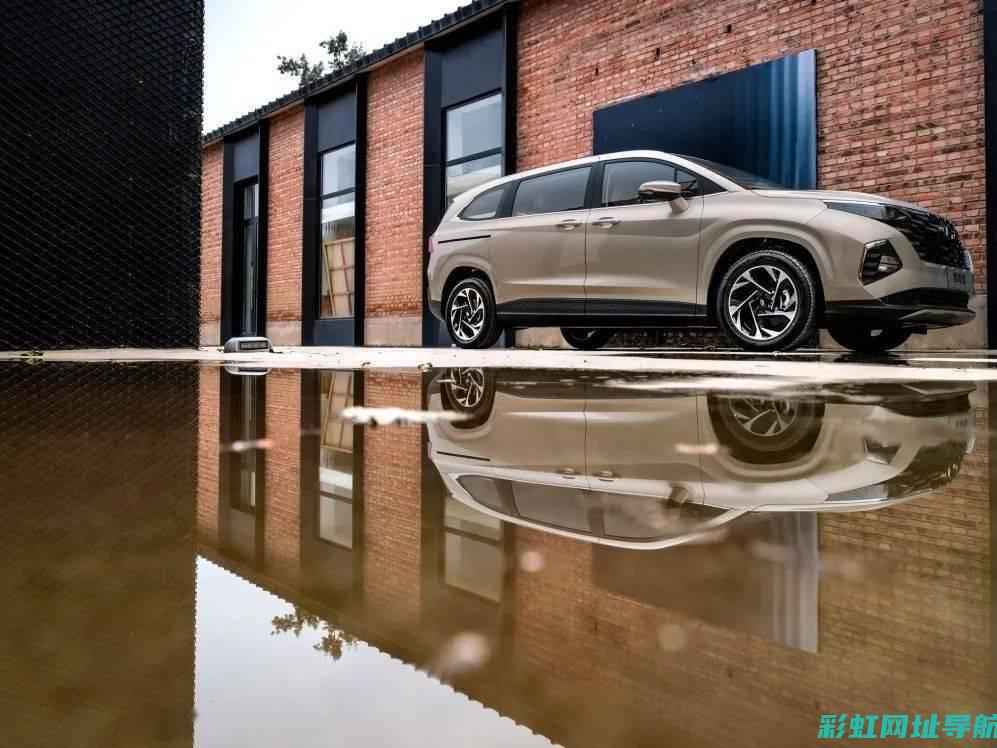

438,367,496,428
827,326,911,354
445,277,502,349
716,249,817,352
561,328,614,350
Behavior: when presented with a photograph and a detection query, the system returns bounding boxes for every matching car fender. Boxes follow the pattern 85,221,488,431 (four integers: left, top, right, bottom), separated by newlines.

431,237,494,302
699,220,834,307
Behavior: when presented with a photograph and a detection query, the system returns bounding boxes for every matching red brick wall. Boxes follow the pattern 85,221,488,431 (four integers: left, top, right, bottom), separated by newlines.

517,0,986,293
266,105,304,340
263,369,302,579
361,371,424,629
364,51,425,320
200,144,223,343
196,366,219,544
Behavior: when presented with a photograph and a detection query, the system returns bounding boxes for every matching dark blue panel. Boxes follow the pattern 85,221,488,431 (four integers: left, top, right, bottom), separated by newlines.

317,89,357,152
441,25,502,107
231,130,259,181
313,317,355,346
593,50,816,189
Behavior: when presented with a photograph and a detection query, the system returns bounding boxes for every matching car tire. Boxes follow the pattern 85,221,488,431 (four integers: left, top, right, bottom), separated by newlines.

707,394,825,464
438,368,496,428
827,326,911,354
561,328,614,350
715,249,817,352
445,277,502,349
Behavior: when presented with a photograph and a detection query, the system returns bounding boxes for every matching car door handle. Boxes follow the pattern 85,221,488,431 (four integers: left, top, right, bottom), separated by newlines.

591,470,619,481
555,219,580,231
591,217,620,228
556,467,579,478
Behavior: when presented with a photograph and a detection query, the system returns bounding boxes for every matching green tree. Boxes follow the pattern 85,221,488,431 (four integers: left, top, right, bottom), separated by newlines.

271,606,358,660
277,30,367,87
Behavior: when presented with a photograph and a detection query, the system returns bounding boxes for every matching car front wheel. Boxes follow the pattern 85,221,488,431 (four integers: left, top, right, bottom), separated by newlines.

445,277,502,349
827,326,911,354
716,249,817,352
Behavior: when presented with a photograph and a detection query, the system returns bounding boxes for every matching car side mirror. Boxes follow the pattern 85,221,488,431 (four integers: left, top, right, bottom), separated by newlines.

638,180,688,212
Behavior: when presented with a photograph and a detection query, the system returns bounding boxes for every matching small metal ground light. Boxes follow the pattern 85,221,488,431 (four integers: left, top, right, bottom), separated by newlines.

222,336,273,353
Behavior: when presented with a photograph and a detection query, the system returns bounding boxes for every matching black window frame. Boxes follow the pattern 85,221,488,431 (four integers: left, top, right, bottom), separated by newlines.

443,89,505,209
235,177,261,337
317,142,358,320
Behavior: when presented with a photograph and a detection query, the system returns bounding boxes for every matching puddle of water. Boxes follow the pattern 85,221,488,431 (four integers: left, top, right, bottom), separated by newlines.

0,362,992,746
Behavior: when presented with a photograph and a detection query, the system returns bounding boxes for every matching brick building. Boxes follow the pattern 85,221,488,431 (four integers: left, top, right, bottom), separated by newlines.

201,0,997,349
195,366,993,746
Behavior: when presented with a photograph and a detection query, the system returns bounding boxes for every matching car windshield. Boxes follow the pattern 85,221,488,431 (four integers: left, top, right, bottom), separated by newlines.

682,156,786,190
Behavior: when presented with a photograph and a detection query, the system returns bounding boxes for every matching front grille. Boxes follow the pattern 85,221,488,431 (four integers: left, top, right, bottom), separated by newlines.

884,207,967,268
882,288,969,309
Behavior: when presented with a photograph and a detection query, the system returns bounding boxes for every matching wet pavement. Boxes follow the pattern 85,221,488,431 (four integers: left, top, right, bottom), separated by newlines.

0,362,993,746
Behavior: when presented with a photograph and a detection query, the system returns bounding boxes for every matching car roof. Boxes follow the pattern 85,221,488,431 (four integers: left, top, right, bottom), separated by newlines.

444,150,743,219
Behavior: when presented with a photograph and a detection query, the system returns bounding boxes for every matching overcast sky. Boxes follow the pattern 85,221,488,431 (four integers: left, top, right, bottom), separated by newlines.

204,0,464,132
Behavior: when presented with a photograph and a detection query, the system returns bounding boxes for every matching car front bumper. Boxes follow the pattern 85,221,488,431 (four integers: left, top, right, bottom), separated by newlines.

428,299,443,321
824,288,974,329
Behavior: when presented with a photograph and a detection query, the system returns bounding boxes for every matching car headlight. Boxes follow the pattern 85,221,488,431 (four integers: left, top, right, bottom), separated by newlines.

825,200,891,221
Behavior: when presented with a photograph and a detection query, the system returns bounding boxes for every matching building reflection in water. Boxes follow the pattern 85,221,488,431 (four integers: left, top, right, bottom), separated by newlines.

195,366,990,747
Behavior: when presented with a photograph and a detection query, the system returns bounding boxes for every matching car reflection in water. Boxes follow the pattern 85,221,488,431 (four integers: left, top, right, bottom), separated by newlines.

426,369,975,550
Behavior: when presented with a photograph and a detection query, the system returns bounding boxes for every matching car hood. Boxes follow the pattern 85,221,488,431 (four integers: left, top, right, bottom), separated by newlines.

753,189,921,210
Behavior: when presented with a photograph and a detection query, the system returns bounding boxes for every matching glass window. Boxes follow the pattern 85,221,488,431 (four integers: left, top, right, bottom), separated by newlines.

443,496,503,602
457,476,506,513
512,482,591,532
512,167,590,216
460,186,505,221
446,93,502,161
446,153,502,206
318,494,353,547
317,372,355,547
242,182,259,219
600,160,704,207
681,155,784,189
229,376,262,513
319,145,356,320
239,182,259,337
445,93,503,207
321,144,356,195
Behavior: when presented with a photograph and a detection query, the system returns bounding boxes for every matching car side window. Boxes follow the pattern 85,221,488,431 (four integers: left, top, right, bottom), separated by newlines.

601,160,706,207
460,185,505,221
602,161,675,207
512,167,591,216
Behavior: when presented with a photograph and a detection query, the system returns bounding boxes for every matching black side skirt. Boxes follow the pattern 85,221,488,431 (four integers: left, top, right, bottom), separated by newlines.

495,298,710,329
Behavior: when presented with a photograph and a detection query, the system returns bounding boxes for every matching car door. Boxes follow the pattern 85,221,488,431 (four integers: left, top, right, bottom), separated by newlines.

487,165,592,316
583,387,706,503
584,159,704,316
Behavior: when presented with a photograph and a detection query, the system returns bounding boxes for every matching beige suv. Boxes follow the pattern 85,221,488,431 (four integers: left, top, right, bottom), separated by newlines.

427,151,974,352
426,369,975,549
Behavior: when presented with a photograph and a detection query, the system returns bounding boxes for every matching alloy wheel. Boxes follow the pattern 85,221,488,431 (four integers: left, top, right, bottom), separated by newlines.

449,286,485,342
727,264,799,341
447,368,486,410
728,398,798,438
